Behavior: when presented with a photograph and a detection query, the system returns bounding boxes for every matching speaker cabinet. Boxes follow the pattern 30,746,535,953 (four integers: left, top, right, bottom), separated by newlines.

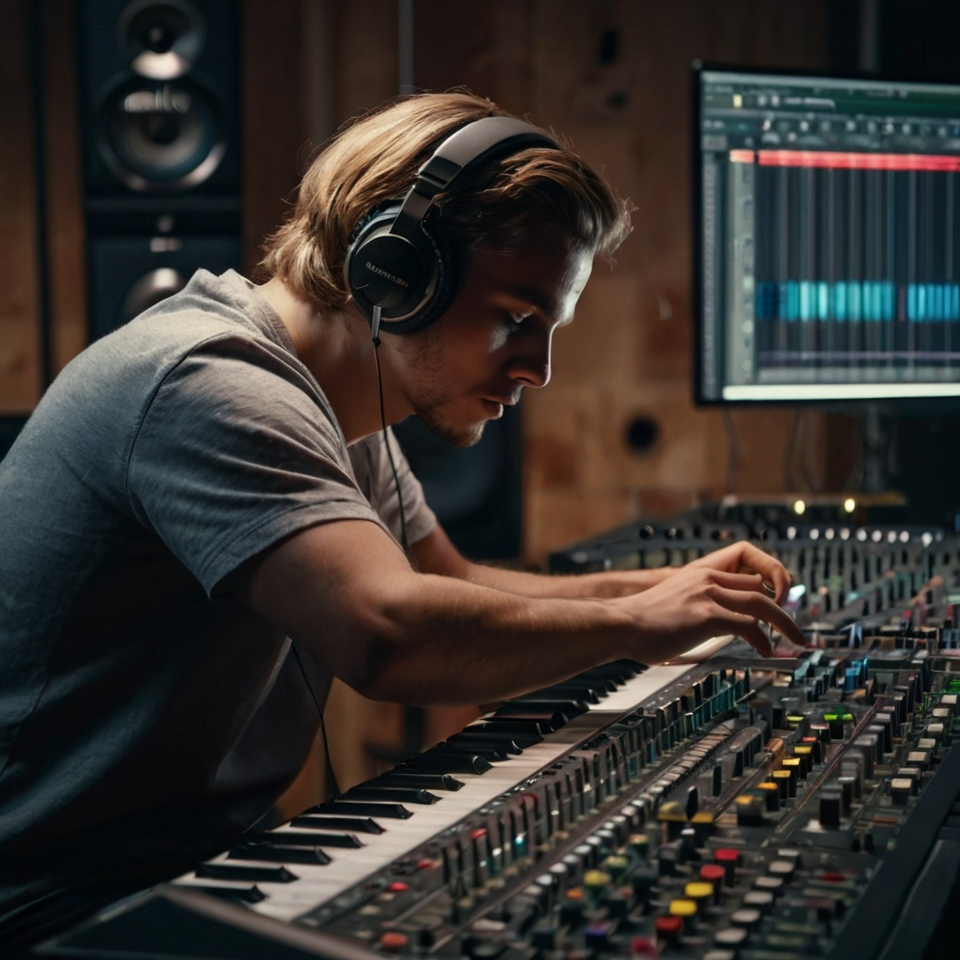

78,0,241,340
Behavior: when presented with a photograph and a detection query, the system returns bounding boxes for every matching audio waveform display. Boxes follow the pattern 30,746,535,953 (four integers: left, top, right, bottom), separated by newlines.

696,68,960,402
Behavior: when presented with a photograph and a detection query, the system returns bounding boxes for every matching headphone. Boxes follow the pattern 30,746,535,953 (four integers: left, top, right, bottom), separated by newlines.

345,116,559,340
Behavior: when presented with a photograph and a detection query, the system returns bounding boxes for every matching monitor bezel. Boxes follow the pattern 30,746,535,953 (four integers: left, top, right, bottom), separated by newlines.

690,59,960,411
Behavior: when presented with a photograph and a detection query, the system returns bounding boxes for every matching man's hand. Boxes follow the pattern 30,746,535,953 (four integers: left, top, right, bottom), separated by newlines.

683,541,792,604
615,563,805,663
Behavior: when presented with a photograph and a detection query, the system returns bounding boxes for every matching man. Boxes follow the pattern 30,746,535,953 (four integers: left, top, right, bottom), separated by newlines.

0,92,803,949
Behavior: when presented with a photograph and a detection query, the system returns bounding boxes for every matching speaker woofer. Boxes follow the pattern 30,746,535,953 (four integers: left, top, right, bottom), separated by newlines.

118,0,205,80
98,77,225,191
121,267,187,322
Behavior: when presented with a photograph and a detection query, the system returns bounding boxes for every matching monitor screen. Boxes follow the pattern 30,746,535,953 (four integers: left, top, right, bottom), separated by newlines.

694,65,960,403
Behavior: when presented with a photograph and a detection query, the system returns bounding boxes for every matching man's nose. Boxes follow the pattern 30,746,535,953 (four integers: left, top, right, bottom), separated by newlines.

508,329,552,389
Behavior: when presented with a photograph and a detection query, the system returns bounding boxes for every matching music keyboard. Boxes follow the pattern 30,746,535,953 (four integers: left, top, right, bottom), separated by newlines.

172,641,731,924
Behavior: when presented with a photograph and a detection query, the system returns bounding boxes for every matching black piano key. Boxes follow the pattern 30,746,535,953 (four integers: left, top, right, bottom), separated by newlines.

526,684,602,704
446,734,523,754
229,843,332,866
346,787,440,805
579,660,645,682
197,862,299,883
492,707,572,726
311,801,413,819
501,699,589,717
404,752,493,775
189,884,266,904
372,773,465,791
459,726,543,747
472,719,553,737
255,830,362,848
290,815,385,834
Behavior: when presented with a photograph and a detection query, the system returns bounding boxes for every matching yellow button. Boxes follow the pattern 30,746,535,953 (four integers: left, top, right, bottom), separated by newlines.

669,898,698,917
583,870,610,888
684,881,714,903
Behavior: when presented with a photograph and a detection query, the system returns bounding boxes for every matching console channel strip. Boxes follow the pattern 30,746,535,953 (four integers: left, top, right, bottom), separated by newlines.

37,528,960,960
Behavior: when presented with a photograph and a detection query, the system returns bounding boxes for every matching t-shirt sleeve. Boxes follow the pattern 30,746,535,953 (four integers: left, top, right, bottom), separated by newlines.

126,337,392,595
349,430,438,547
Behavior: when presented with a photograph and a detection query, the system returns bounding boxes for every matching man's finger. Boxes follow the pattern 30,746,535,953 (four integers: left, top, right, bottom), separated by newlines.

719,610,776,658
734,543,791,603
707,586,807,648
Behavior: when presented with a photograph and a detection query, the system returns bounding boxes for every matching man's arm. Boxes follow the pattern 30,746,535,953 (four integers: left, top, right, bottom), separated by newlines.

412,526,790,602
226,519,803,708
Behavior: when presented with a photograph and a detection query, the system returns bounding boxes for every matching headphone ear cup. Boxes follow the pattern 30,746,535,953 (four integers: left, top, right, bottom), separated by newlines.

346,205,459,335
378,217,459,335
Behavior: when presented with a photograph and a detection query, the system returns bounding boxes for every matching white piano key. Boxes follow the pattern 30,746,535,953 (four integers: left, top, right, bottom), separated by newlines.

173,639,735,924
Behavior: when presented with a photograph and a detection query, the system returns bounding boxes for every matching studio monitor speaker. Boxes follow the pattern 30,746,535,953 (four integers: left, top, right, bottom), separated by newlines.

78,0,241,339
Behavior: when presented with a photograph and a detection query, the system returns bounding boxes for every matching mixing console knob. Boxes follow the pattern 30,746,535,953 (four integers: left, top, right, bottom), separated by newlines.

768,858,796,880
559,892,584,926
685,881,714,912
654,914,683,944
628,834,649,859
714,848,739,885
699,864,724,902
890,777,913,804
819,790,842,828
602,855,629,884
573,843,594,869
730,907,762,930
685,785,700,820
379,933,409,952
712,763,723,797
668,899,697,931
792,745,813,775
757,781,780,811
583,869,610,906
772,768,793,799
742,889,775,913
782,756,804,781
562,853,582,884
753,875,785,897
732,750,745,777
712,928,748,954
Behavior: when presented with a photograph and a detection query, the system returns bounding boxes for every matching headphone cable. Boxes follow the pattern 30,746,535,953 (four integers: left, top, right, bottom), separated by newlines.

372,306,410,556
290,307,412,804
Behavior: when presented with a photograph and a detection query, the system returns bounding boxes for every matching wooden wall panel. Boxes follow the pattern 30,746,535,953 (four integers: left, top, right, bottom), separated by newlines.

412,0,838,562
43,0,87,378
0,0,42,411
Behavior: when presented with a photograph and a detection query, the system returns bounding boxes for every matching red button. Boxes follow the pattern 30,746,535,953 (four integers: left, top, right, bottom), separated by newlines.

820,871,846,883
699,863,725,901
379,932,408,951
417,859,435,870
386,881,409,893
471,828,488,840
655,914,683,937
714,847,740,864
630,936,659,956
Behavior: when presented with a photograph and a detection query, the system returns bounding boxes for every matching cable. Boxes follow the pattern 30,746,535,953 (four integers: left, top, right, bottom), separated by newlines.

371,306,411,557
291,640,340,798
290,307,414,803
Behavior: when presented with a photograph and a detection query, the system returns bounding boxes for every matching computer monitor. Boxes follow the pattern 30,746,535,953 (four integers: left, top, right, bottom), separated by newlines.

694,63,960,404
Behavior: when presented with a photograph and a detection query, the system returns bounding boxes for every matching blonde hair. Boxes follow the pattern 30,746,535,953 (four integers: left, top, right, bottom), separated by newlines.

260,92,631,311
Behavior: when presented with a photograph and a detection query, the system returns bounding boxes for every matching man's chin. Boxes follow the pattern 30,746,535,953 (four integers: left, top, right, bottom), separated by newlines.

417,410,486,449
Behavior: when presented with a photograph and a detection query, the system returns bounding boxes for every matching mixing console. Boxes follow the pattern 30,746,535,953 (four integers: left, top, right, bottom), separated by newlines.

37,508,960,960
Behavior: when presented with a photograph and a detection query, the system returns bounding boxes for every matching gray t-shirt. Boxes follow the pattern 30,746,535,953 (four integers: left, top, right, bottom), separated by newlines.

0,269,436,942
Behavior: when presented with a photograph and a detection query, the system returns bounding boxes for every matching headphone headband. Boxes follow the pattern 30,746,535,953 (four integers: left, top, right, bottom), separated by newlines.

346,115,559,335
